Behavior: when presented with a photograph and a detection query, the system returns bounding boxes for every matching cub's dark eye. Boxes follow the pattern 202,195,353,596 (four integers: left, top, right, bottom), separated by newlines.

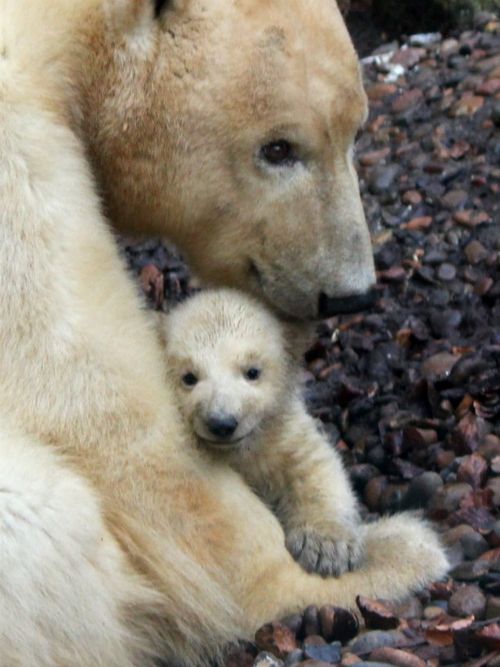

260,140,296,166
245,368,261,381
182,372,198,387
154,0,169,17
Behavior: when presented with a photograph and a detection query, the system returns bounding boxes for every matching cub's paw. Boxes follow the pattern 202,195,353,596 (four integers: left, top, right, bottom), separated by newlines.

285,526,365,578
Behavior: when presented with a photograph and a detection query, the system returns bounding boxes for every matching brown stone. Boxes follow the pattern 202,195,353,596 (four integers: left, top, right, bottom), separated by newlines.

451,94,485,117
421,352,460,381
464,240,488,264
449,585,486,619
441,189,468,210
391,47,426,69
476,78,500,96
359,148,391,167
404,215,433,231
367,83,398,102
255,622,298,659
401,190,422,205
391,89,424,113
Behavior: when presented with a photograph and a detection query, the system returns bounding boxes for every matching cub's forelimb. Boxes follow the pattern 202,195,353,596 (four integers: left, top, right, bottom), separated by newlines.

231,396,364,578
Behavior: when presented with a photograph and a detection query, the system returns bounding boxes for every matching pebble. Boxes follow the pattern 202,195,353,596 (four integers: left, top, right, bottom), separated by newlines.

492,100,500,125
437,262,457,281
429,482,473,515
402,471,443,509
441,189,468,209
369,647,426,667
401,190,422,205
464,240,488,264
391,89,424,113
486,596,500,619
359,148,391,167
254,653,285,667
461,531,490,560
424,605,446,620
487,478,500,506
255,623,298,659
429,309,462,337
421,352,460,380
303,642,341,663
350,631,407,656
367,83,398,101
368,164,401,194
449,584,487,619
451,94,485,116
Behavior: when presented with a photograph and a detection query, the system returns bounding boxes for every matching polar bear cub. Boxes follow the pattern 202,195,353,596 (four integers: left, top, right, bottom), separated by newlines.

160,288,364,577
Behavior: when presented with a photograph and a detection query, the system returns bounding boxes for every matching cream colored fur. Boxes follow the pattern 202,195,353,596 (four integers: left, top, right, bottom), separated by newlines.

162,288,364,577
0,1,448,665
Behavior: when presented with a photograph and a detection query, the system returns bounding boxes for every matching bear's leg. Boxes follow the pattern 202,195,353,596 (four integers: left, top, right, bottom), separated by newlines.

206,468,448,633
241,397,364,578
238,513,447,629
0,426,161,667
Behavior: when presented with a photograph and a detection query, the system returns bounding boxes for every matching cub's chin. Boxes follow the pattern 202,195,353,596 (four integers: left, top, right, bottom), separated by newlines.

196,432,254,453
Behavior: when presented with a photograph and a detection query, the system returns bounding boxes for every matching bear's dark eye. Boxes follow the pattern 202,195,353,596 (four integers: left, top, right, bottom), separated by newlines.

260,140,296,167
245,368,261,381
182,372,198,387
154,0,169,18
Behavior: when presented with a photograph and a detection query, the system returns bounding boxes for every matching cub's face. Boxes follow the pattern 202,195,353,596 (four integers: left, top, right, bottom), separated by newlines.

163,290,290,450
83,0,376,320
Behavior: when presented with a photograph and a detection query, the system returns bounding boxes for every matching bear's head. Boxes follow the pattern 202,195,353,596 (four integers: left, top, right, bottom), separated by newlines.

79,0,376,319
161,289,292,450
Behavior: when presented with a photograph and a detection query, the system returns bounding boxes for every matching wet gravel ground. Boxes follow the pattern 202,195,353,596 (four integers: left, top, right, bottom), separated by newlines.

123,13,500,667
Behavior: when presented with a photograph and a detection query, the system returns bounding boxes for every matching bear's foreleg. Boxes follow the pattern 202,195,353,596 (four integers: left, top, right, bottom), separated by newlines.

241,396,364,577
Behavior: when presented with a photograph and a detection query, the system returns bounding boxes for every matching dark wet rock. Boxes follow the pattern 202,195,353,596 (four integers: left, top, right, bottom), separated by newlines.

462,531,490,560
302,607,320,639
402,471,444,509
437,263,457,282
449,585,487,619
429,309,463,338
368,164,402,195
303,642,341,663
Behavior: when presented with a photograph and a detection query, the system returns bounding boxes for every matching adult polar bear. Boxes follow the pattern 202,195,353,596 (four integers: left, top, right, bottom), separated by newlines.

0,1,447,665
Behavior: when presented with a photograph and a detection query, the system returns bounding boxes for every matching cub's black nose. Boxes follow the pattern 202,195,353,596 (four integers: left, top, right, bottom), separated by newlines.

206,415,238,440
318,288,377,318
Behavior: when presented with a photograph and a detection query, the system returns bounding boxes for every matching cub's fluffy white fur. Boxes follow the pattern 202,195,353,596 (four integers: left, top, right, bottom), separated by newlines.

161,288,363,576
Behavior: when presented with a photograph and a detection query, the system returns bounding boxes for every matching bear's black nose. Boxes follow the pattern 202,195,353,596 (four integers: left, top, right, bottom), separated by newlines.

206,415,238,440
318,288,377,318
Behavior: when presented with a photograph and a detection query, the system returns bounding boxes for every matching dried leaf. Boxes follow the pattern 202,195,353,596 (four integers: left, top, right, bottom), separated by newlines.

356,596,400,630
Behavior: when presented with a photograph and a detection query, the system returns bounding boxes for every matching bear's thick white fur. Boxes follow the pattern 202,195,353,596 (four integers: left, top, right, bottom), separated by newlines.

0,1,448,665
162,288,364,577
